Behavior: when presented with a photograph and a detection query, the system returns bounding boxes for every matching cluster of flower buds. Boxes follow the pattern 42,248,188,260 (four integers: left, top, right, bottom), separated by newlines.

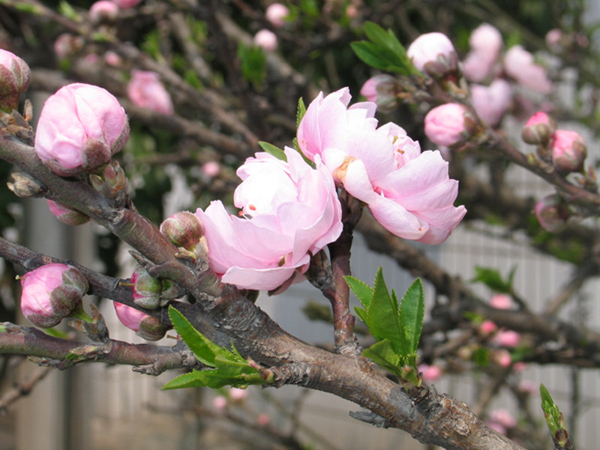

0,49,31,112
20,263,89,328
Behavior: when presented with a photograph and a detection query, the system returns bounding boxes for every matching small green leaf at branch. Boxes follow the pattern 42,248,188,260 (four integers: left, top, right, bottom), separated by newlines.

351,22,420,75
163,306,264,390
540,384,571,449
471,266,516,294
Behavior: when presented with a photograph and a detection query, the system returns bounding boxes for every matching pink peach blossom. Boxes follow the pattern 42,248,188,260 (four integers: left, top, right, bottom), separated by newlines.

522,111,556,145
462,24,502,82
265,3,289,28
110,0,142,8
35,83,130,176
127,70,174,115
90,1,119,22
471,79,513,127
479,320,498,335
504,45,552,94
493,330,521,348
489,409,517,429
297,88,466,244
419,364,442,382
490,294,512,309
254,29,278,52
195,148,342,291
359,74,398,112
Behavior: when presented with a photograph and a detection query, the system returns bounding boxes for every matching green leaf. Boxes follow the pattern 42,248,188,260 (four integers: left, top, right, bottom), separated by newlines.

258,141,287,161
540,384,563,433
296,97,307,129
237,43,267,89
351,22,420,75
398,279,425,364
362,339,401,374
471,266,516,294
164,306,264,390
368,269,403,352
345,275,374,309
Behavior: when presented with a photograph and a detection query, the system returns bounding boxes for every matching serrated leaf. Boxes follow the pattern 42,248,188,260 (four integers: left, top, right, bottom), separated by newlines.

362,339,401,375
165,306,264,390
258,141,287,161
398,279,425,359
162,371,209,390
169,306,221,366
367,269,403,351
296,97,307,129
345,275,374,309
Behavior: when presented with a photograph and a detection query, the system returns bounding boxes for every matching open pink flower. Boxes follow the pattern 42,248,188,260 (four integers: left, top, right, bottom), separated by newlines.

195,148,342,291
127,70,174,115
297,88,466,244
35,83,129,176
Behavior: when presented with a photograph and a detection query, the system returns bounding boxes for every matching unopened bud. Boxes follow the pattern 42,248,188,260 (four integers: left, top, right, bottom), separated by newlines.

0,49,31,112
89,1,119,23
551,129,587,173
20,263,88,328
424,103,476,148
7,171,46,197
360,75,400,113
131,266,162,309
407,32,459,79
47,199,90,226
160,211,204,250
113,302,170,341
522,111,556,145
535,194,571,232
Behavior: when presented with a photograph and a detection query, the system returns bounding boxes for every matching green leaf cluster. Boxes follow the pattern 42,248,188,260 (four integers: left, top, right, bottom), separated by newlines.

237,43,267,90
350,22,421,76
162,306,264,390
347,269,424,383
470,266,516,294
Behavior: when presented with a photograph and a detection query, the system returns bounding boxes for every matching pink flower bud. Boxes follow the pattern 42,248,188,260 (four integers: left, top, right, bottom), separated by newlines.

487,421,507,435
419,364,442,382
522,111,556,145
489,409,517,429
47,199,90,226
513,362,527,372
492,349,512,367
0,49,31,112
493,330,521,348
201,161,221,178
471,79,513,127
550,129,587,173
504,45,552,94
53,34,83,60
127,70,174,115
160,211,204,250
254,29,278,52
257,414,270,426
518,379,536,394
113,302,170,341
265,3,290,28
104,51,123,67
407,32,458,78
535,194,570,232
469,24,503,56
35,83,130,177
89,1,119,23
359,75,399,112
545,29,563,48
489,294,513,310
130,266,162,309
110,0,142,9
479,320,498,335
229,387,248,402
212,395,227,411
20,263,88,328
424,103,474,147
